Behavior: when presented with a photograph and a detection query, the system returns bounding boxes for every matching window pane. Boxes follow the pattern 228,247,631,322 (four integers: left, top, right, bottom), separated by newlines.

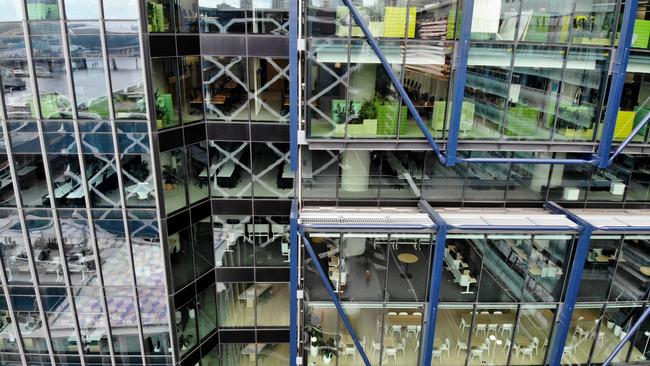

203,56,249,121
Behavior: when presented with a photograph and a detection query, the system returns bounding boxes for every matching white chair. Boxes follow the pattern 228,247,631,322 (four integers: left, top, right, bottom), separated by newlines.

281,242,290,262
480,311,490,315
455,339,468,355
459,317,471,334
413,312,422,316
390,325,402,338
487,323,499,334
406,325,419,338
396,337,407,358
387,311,398,316
531,337,539,355
475,324,487,336
574,325,589,342
415,339,419,351
342,345,356,360
376,316,383,334
519,346,534,360
493,311,503,314
542,337,548,350
469,349,483,363
596,331,605,346
384,348,398,363
398,312,409,316
442,338,450,357
500,323,514,337
562,344,576,358
481,338,490,356
431,348,443,362
371,339,381,359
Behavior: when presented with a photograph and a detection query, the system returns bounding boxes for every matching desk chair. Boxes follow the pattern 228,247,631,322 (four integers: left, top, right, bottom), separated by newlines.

390,325,402,338
469,349,483,362
455,339,468,355
500,323,514,336
475,324,487,336
396,337,407,357
371,339,381,359
384,347,398,363
398,312,409,316
459,318,471,334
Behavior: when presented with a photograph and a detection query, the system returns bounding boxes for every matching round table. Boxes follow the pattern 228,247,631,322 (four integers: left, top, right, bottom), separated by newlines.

397,253,418,279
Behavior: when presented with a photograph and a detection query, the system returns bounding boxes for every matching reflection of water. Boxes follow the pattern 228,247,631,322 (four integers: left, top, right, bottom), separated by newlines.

3,57,144,107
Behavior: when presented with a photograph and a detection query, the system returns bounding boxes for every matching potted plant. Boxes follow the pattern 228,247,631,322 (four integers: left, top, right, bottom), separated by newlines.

319,337,336,365
305,325,324,357
162,165,178,191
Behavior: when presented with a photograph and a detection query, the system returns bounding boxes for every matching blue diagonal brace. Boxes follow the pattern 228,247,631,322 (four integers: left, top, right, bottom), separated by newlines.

603,306,650,365
595,0,639,168
289,200,298,366
298,227,372,366
544,201,593,366
417,200,447,366
339,0,446,164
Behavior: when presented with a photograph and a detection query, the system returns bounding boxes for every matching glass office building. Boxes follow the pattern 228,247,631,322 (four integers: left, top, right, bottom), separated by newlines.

0,0,648,365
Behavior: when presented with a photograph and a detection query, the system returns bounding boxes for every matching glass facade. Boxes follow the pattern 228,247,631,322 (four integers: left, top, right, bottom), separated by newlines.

0,0,648,365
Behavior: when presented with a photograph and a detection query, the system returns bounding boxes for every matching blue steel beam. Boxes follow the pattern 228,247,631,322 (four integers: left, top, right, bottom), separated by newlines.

301,224,435,231
298,228,372,366
596,0,639,168
339,0,446,164
544,201,593,366
289,200,298,366
445,0,474,166
417,200,447,366
457,157,598,165
289,0,298,171
603,306,650,366
608,111,650,165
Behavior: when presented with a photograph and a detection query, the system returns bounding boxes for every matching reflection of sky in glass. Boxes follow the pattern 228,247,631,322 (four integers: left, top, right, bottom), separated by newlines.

64,0,99,19
0,0,22,22
103,0,139,20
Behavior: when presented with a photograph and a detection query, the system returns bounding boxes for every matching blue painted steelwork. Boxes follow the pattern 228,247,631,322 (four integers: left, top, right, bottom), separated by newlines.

602,306,650,366
298,228,372,366
301,224,435,231
608,111,650,165
445,0,474,167
339,0,447,164
289,0,298,171
417,200,447,366
447,225,578,232
457,157,598,165
596,0,639,168
544,202,594,366
289,200,298,366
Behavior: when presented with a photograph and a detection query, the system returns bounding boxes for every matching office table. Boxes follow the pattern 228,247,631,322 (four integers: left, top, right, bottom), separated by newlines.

397,253,418,279
387,314,423,326
216,161,237,188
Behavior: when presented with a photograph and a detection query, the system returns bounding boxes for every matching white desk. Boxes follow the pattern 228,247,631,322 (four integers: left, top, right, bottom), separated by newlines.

126,182,154,200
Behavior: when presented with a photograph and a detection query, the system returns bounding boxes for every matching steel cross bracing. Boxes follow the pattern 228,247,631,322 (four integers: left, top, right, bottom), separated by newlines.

290,0,646,169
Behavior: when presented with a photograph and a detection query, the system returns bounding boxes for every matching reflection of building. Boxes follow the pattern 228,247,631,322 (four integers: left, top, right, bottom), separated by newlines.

1,0,650,366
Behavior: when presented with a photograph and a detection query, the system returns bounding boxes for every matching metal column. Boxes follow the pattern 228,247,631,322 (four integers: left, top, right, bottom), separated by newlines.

418,201,447,366
289,0,299,171
544,202,593,365
595,0,639,167
290,200,299,366
445,0,475,166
